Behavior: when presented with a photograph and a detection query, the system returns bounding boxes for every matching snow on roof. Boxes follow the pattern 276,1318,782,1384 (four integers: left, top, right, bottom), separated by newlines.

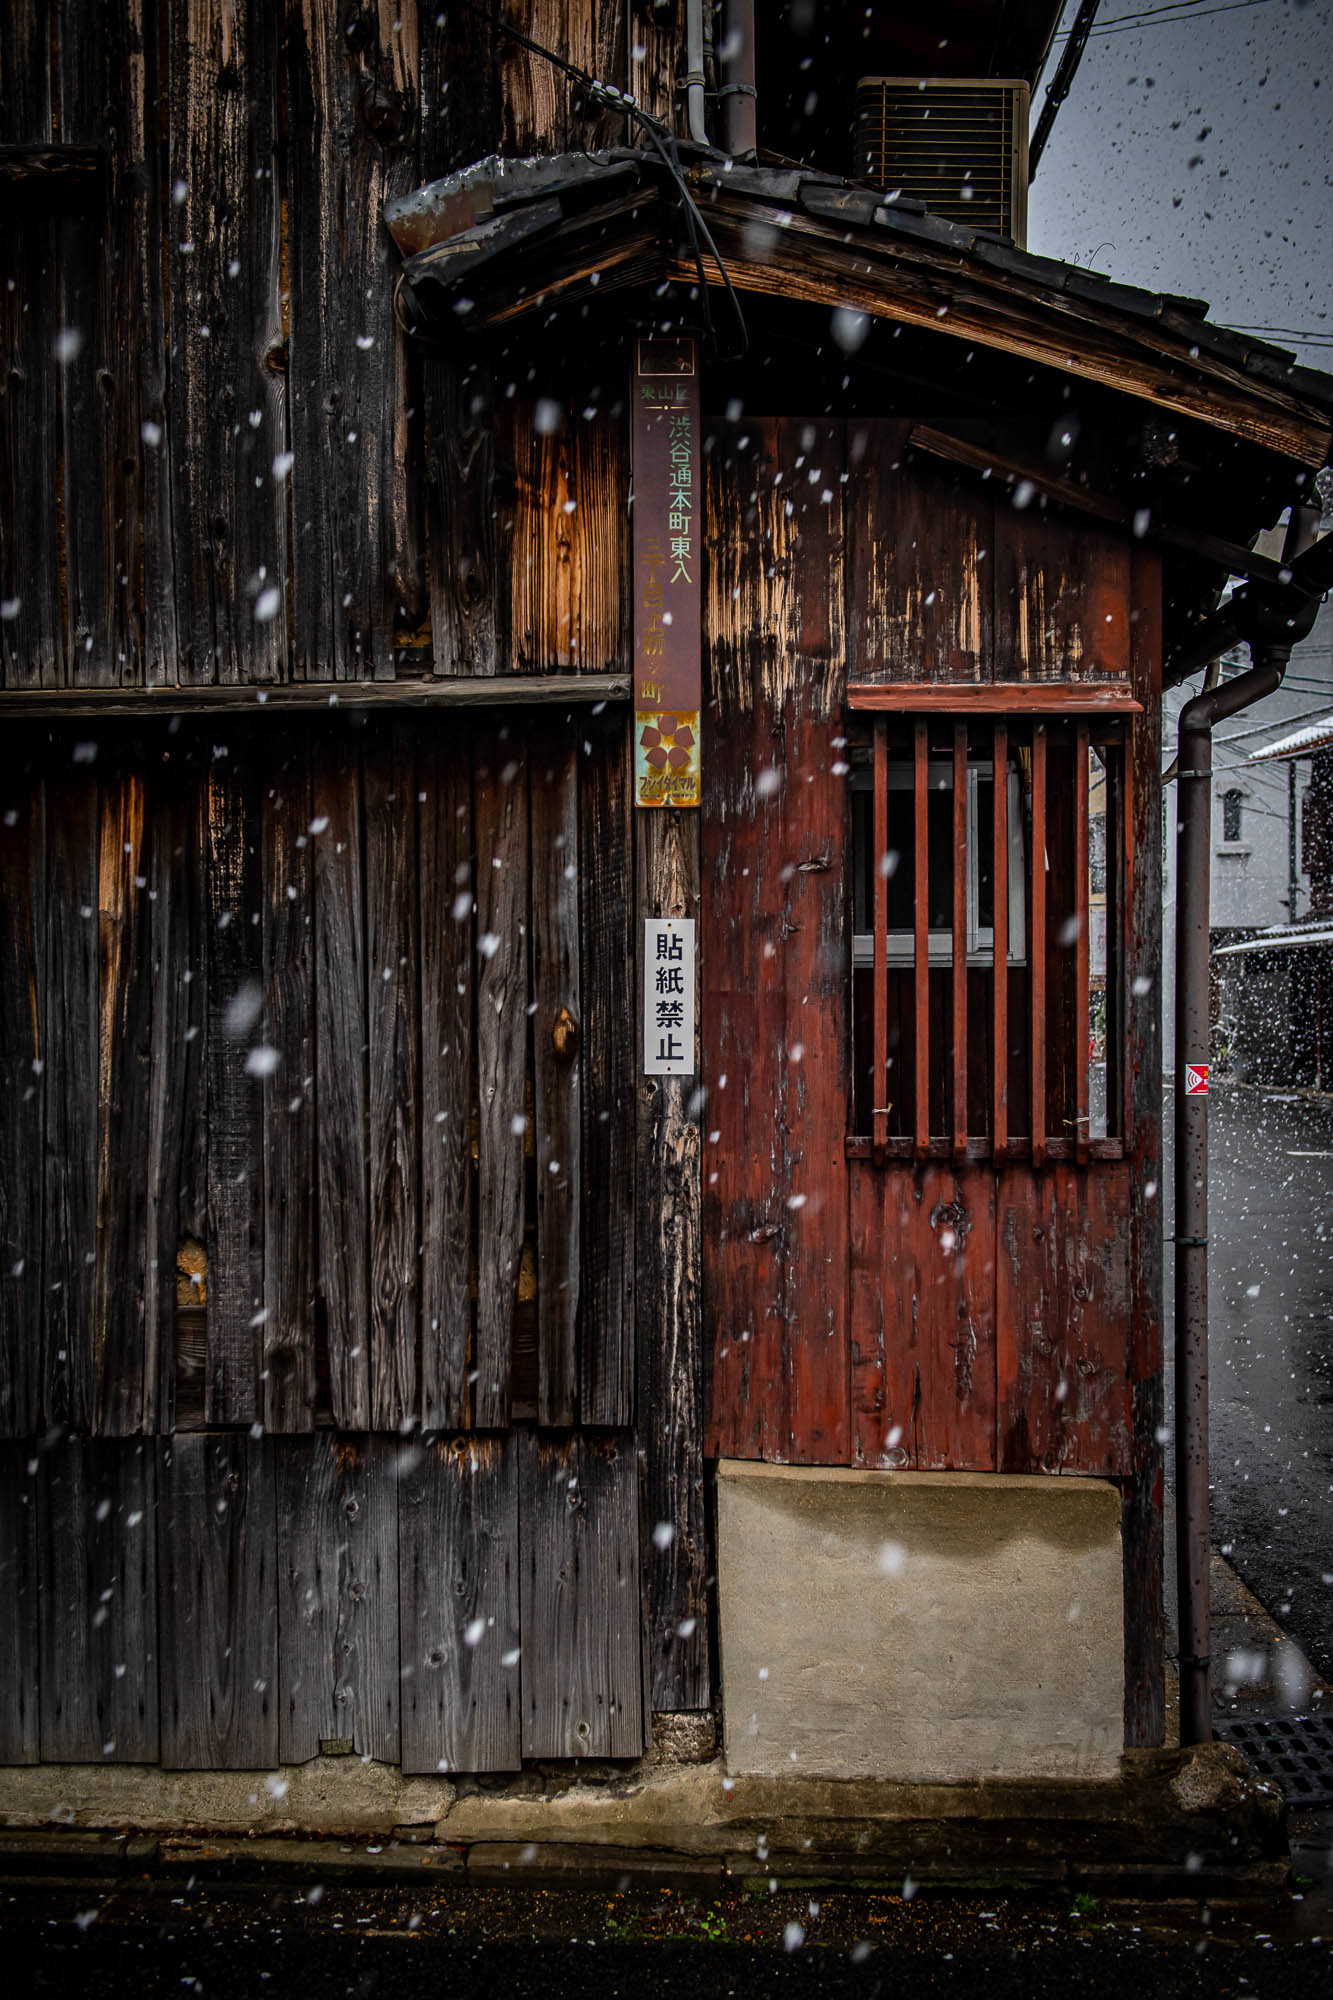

1248,714,1333,764
1214,922,1333,957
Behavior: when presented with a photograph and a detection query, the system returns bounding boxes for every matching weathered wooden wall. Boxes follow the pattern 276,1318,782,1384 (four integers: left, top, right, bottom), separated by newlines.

701,418,1163,1735
0,711,633,1438
0,0,675,693
0,1428,643,1769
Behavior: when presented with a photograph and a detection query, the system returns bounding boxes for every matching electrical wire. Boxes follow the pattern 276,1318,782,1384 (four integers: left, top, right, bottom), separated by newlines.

447,0,748,358
1052,0,1276,38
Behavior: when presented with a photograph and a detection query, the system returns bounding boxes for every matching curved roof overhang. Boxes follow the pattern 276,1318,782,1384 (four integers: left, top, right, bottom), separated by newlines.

388,149,1333,473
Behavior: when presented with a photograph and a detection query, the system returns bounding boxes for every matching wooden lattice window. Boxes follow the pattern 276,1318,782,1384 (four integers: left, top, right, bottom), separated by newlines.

847,684,1140,1164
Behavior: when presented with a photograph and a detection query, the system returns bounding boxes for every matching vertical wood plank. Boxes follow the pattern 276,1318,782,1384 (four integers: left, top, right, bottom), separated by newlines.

313,733,370,1429
55,0,153,687
147,745,208,1432
276,1433,399,1764
519,1432,643,1758
473,729,528,1430
38,1437,158,1761
847,436,991,683
94,766,154,1432
913,722,930,1155
1075,723,1091,1166
1124,546,1165,1748
508,405,629,673
952,721,968,1158
580,713,635,1429
398,1435,520,1774
872,721,888,1159
168,0,286,684
0,754,44,1435
288,0,421,681
365,725,420,1427
204,758,263,1424
261,741,315,1430
994,508,1132,682
425,358,504,678
628,0,681,127
158,1433,277,1770
532,723,580,1427
1030,722,1047,1167
0,1,62,686
43,766,99,1430
850,1164,996,1471
992,720,1009,1156
419,0,500,178
419,724,473,1432
499,1,627,154
996,1163,1133,1474
0,1444,39,1762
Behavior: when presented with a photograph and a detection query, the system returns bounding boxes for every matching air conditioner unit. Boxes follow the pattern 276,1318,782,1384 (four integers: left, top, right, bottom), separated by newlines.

854,78,1030,246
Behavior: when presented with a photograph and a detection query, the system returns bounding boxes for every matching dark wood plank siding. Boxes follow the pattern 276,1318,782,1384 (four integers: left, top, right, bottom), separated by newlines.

532,724,581,1426
42,769,99,1430
0,1444,40,1762
276,1433,400,1764
314,735,372,1429
158,1433,278,1770
261,743,316,1430
499,2,627,155
204,758,264,1424
38,1437,158,1762
365,725,421,1427
508,406,629,673
425,358,505,678
581,714,635,1428
287,1,421,682
167,0,286,685
419,728,474,1431
520,1432,644,1758
94,767,155,1432
473,729,529,1429
0,758,44,1434
399,1436,521,1774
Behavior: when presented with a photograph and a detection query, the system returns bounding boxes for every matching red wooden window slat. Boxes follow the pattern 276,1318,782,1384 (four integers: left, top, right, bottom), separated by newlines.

914,721,929,1157
952,721,968,1160
1030,722,1047,1169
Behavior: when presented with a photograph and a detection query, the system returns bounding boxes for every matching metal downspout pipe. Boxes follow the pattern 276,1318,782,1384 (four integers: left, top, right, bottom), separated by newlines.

721,0,757,158
685,0,708,145
1173,503,1321,1746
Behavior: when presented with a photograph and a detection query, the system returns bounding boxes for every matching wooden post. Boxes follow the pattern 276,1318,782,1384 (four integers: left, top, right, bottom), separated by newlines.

873,721,889,1160
992,720,1009,1157
1075,723,1091,1166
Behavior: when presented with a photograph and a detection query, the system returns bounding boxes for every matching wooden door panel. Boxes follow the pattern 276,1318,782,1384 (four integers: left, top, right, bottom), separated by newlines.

996,1163,1133,1473
850,1164,997,1471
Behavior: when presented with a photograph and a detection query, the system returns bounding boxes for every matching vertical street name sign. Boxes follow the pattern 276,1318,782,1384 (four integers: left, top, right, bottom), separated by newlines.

643,918,696,1075
632,335,701,809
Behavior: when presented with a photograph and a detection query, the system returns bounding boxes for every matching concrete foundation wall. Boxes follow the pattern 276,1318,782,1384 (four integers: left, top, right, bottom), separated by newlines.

717,1463,1124,1783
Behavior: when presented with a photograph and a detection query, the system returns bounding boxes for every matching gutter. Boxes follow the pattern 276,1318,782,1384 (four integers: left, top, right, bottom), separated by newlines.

1173,502,1322,1746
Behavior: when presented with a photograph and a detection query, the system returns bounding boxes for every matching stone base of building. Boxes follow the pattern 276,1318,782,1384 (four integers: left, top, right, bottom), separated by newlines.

716,1463,1125,1783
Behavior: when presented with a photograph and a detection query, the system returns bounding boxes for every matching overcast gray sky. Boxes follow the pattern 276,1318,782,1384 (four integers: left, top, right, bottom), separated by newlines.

1027,0,1333,371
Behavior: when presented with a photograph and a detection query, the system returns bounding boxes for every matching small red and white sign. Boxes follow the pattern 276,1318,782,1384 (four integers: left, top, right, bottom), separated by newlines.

1184,1063,1210,1097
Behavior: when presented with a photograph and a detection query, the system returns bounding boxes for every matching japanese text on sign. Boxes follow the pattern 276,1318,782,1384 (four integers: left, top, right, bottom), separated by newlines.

643,918,696,1076
633,336,700,809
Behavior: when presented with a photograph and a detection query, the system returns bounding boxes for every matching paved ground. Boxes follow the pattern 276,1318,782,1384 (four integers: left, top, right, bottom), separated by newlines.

1,1872,1330,1998
1196,1083,1333,1684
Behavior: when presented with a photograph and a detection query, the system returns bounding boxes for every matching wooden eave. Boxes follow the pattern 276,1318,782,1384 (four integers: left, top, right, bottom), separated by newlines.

390,152,1333,472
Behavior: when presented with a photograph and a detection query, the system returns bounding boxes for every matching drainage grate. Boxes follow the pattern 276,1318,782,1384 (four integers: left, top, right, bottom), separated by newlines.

1214,1713,1333,1805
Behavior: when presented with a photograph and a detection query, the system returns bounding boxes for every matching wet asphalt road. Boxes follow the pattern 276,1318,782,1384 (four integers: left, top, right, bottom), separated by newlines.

2,1878,1331,1999
1189,1083,1333,1682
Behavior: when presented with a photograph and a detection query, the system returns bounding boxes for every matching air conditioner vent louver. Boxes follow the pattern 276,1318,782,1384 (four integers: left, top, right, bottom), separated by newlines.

854,78,1030,246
